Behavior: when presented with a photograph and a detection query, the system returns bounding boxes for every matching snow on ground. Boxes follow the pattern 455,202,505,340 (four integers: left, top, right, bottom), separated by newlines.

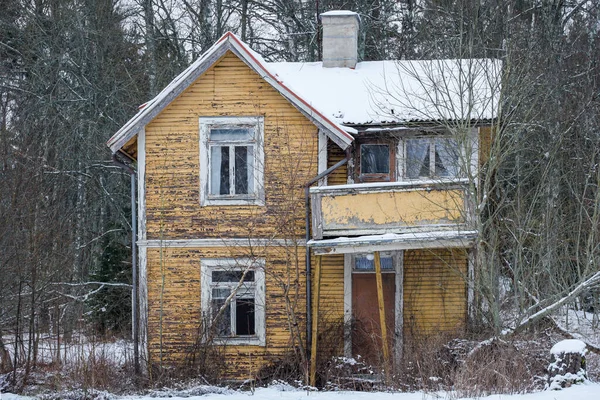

553,307,600,348
3,383,600,400
2,335,133,366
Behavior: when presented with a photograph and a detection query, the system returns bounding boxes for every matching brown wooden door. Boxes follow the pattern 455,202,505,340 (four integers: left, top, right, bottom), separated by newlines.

351,273,395,365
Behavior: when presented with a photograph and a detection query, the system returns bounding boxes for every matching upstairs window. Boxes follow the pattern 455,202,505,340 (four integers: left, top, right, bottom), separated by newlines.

405,137,460,180
200,117,264,206
357,141,394,182
201,259,266,346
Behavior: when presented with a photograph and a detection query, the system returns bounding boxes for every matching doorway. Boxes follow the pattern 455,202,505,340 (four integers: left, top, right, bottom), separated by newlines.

345,252,403,365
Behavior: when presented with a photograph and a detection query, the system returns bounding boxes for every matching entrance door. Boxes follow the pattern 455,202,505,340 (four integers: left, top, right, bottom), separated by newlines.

351,272,395,365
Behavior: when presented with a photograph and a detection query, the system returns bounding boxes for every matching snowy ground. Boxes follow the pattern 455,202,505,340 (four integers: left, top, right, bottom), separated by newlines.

3,382,600,400
2,335,133,366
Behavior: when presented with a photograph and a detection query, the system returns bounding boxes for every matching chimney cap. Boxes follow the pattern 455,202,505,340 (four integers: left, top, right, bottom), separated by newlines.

320,10,360,21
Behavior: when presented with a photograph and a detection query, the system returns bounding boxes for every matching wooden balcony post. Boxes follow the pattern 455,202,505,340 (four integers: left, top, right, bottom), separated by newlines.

374,251,390,378
310,254,322,387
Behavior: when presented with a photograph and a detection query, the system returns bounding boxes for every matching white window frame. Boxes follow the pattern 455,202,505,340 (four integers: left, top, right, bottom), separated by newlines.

200,258,266,346
398,132,477,181
199,116,265,206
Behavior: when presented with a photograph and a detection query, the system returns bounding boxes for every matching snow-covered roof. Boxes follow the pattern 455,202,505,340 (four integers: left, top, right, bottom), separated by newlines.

108,32,501,154
268,58,501,125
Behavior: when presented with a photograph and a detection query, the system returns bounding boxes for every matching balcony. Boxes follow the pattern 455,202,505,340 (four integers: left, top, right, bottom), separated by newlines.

310,179,473,240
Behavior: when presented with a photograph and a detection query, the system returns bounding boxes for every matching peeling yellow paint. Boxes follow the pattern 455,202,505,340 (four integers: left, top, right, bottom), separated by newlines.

320,189,465,231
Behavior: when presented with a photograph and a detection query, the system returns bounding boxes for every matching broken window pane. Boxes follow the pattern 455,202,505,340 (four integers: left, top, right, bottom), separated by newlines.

360,144,390,174
235,298,255,335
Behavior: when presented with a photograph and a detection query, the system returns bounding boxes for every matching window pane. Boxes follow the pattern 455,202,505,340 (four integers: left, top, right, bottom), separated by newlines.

212,270,255,283
354,255,394,271
435,138,459,178
360,144,390,174
210,128,252,141
234,146,249,194
235,298,255,335
406,139,430,179
211,298,231,336
210,146,230,195
212,288,231,299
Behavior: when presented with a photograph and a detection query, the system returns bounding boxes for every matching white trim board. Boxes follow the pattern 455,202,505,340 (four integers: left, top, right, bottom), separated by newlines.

309,230,477,255
136,128,148,363
139,238,307,248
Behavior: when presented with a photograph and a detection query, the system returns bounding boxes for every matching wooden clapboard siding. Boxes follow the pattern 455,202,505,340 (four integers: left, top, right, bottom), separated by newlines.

312,254,345,357
403,249,468,336
314,254,345,320
327,139,348,185
144,51,320,240
146,245,306,377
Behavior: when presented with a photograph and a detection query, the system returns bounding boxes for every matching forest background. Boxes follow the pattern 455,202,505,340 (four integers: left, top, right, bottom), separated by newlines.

1,0,600,382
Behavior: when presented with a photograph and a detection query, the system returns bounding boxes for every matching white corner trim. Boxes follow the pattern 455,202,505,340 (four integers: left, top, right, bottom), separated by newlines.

199,116,265,207
318,130,328,186
137,128,148,363
137,128,147,242
200,258,266,346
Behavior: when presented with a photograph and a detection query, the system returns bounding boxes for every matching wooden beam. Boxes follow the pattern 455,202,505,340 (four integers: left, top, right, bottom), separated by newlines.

374,251,390,377
310,255,322,387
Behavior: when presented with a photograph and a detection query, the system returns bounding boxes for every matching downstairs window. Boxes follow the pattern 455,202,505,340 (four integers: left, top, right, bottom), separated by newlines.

201,258,266,346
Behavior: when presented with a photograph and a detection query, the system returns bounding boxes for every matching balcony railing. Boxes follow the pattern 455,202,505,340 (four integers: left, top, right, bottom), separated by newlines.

310,179,472,240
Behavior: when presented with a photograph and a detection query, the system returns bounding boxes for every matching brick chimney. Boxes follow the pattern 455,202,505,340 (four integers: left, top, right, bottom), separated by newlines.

320,11,360,68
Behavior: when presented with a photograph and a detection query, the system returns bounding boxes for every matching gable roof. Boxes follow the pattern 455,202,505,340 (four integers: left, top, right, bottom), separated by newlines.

107,32,356,154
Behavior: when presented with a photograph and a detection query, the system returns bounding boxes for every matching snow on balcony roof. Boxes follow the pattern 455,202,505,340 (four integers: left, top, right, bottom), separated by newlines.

268,58,501,126
308,230,478,254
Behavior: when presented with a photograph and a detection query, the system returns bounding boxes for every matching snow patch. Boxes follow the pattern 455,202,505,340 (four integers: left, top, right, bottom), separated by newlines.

551,339,587,356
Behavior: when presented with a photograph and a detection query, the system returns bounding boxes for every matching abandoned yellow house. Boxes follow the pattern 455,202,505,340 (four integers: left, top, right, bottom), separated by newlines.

107,11,500,380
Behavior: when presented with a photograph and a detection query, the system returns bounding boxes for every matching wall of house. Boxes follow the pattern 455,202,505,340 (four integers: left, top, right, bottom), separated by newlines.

144,51,320,240
311,249,468,360
142,51,325,376
146,245,306,378
326,140,348,185
403,248,468,337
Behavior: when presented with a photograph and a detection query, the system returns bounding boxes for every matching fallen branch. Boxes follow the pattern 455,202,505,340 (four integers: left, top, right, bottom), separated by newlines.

509,271,600,335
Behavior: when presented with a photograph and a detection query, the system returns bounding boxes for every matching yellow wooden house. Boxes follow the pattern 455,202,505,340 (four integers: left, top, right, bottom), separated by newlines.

108,11,500,381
